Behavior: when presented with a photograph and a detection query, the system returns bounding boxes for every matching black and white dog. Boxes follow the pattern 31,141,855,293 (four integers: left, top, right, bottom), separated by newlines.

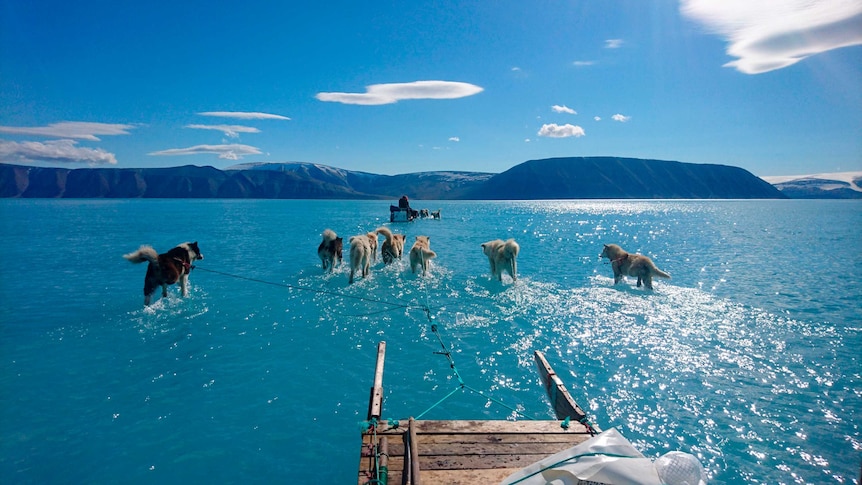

124,242,204,305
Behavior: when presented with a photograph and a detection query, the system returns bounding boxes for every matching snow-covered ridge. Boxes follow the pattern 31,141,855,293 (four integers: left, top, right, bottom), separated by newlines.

761,171,862,192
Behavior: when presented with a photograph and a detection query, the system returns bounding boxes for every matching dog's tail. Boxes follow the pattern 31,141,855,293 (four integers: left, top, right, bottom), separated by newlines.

124,245,158,264
650,263,671,279
503,239,520,259
322,228,337,242
375,226,393,242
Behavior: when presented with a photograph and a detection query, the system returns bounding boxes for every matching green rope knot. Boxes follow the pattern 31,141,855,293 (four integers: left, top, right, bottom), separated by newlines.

359,417,379,433
387,418,400,428
560,416,571,429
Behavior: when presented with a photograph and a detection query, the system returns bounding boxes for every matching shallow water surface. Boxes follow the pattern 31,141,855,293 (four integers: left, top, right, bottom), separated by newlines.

0,199,859,484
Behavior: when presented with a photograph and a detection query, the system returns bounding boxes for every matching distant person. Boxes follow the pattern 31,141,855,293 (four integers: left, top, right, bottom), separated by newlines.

398,195,410,209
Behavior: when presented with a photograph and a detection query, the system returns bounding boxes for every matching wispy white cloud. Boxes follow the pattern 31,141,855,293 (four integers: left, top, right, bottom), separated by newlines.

149,144,262,160
605,39,624,49
511,67,522,71
185,124,261,138
198,111,291,120
0,139,118,165
573,61,595,66
594,116,602,121
552,105,577,114
537,123,585,138
449,137,460,142
0,121,134,141
680,0,862,74
612,114,631,122
316,81,484,105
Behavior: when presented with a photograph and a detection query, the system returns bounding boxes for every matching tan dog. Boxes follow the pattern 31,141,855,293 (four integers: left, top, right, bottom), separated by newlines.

600,243,670,290
348,234,373,284
409,235,437,275
481,238,520,281
365,232,379,263
317,229,343,272
375,227,406,265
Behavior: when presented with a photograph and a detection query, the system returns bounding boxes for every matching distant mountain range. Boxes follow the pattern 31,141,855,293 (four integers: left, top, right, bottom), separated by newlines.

0,156,796,199
761,172,862,199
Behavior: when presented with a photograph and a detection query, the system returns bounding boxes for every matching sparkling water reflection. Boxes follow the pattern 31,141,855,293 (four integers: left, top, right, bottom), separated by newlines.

0,199,859,484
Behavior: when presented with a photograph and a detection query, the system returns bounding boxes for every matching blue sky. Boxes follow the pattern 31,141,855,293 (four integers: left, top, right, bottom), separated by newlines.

1,0,860,177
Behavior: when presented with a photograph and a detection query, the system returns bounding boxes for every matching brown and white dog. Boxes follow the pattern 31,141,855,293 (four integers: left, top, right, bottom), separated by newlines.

409,235,437,275
375,226,406,265
600,243,670,290
348,233,374,284
318,229,343,272
481,238,520,282
124,242,204,305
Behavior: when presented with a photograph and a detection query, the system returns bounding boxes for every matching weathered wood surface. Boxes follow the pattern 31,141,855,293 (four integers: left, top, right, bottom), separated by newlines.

534,350,601,433
358,419,593,484
367,342,386,421
357,343,600,484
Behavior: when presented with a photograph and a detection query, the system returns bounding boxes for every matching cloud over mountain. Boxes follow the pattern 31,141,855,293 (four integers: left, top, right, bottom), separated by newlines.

538,123,585,138
316,81,484,105
149,144,262,160
681,0,862,74
0,139,118,165
198,112,291,120
185,124,261,138
0,122,135,141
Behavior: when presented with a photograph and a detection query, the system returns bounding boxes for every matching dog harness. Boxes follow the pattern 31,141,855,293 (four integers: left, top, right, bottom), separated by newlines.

173,257,194,272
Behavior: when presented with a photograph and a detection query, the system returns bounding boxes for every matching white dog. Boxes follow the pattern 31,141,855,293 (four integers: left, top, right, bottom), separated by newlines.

348,234,373,284
481,239,520,282
409,235,437,275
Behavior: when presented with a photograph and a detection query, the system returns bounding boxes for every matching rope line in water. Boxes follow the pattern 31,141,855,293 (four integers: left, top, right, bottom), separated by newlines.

414,321,540,421
194,266,425,314
197,265,560,424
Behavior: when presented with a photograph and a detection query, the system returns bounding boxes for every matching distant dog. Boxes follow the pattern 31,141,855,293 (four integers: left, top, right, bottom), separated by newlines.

376,227,406,265
481,239,520,281
600,243,670,290
318,229,343,272
409,235,437,275
348,234,374,284
420,209,430,218
124,242,204,305
431,210,441,219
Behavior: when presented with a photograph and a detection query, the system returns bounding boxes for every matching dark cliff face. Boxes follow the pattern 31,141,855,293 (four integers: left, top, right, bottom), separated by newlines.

461,157,785,199
0,157,788,199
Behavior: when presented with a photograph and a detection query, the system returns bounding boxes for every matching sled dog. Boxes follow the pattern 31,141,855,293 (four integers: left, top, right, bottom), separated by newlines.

600,243,670,290
318,229,343,272
409,235,436,275
124,242,204,305
375,227,406,265
481,238,520,282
